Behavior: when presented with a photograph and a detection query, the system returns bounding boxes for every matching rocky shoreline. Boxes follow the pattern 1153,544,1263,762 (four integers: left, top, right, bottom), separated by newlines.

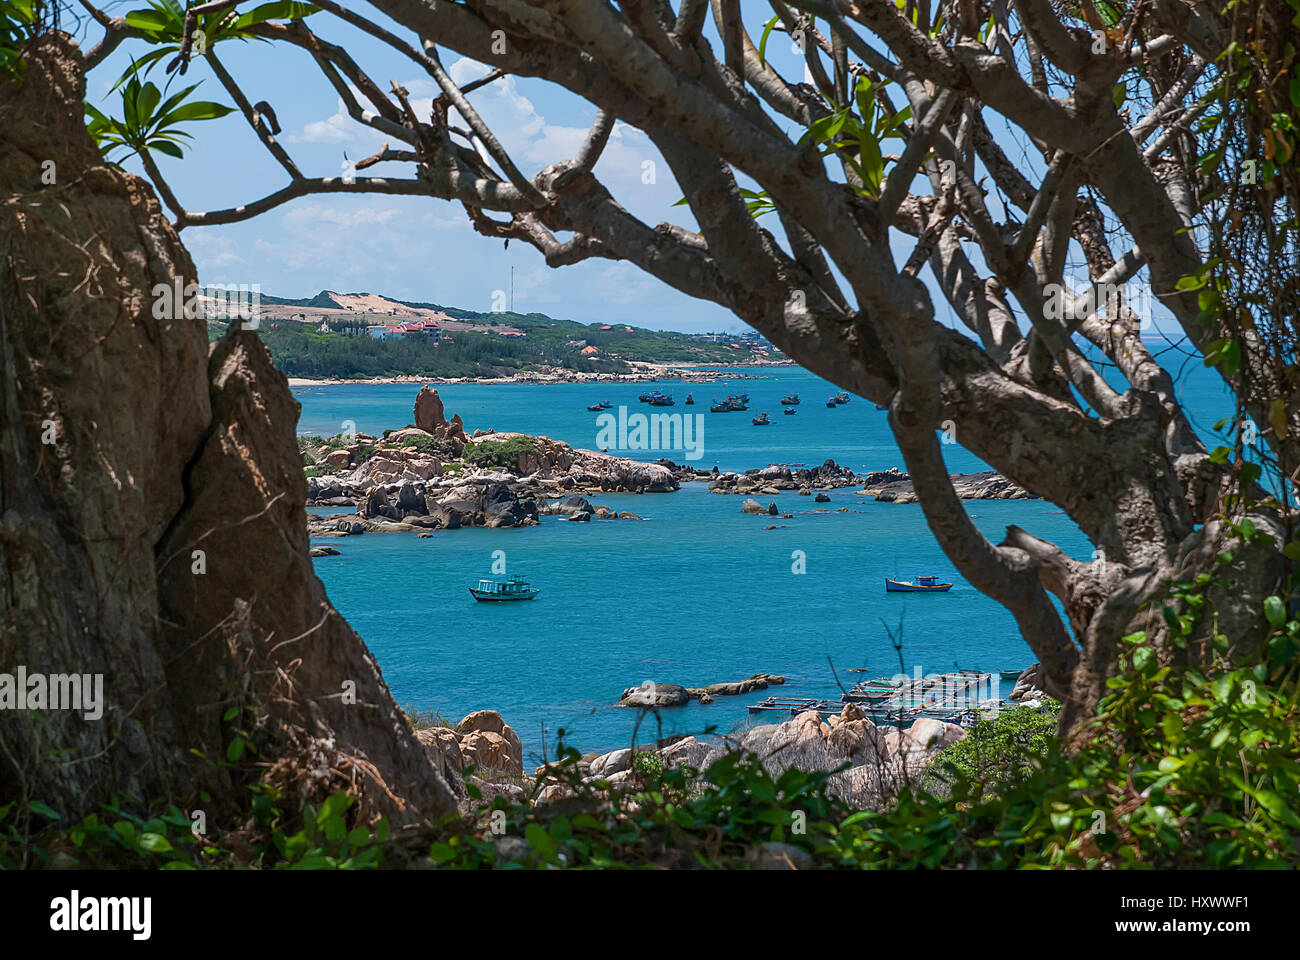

705,462,1036,503
302,390,1036,548
419,701,971,822
305,386,678,536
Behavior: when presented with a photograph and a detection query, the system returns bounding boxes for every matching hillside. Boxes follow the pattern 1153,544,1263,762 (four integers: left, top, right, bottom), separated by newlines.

206,289,782,379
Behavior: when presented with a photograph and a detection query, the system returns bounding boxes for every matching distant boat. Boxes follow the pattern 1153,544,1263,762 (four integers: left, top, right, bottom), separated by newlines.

826,397,837,407
638,390,663,403
833,392,850,404
783,407,797,415
648,394,674,406
885,576,953,593
752,412,771,425
1000,668,1023,681
684,393,694,405
587,403,605,411
469,577,541,602
781,394,800,405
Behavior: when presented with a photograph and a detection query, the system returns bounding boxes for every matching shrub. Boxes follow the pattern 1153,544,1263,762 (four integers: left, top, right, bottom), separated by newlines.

463,436,536,470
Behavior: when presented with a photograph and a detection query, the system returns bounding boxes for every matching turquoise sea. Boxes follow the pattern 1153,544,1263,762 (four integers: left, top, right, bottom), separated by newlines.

295,359,1234,766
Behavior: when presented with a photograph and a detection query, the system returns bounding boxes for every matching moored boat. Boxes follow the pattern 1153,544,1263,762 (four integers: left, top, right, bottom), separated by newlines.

826,397,837,407
752,412,771,425
783,407,797,415
469,577,541,601
648,394,674,406
833,392,850,404
781,393,800,405
684,393,694,405
999,668,1023,681
587,403,605,411
884,575,953,593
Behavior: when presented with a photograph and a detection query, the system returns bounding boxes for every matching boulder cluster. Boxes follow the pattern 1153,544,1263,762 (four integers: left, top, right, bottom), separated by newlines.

857,468,1036,503
533,702,967,811
304,387,677,537
709,460,859,497
618,674,786,706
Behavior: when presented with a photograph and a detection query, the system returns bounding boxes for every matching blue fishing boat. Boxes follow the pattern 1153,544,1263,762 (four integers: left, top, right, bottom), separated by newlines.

781,393,800,405
752,412,771,425
469,577,541,602
783,407,797,415
648,394,674,406
884,576,953,593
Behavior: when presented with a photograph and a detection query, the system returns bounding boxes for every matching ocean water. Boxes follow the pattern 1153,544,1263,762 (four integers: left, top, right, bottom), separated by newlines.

295,359,1234,766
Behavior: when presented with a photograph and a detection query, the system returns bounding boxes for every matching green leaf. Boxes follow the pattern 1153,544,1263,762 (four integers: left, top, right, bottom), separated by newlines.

138,832,173,853
758,15,779,65
1264,595,1286,626
28,800,61,820
164,100,237,123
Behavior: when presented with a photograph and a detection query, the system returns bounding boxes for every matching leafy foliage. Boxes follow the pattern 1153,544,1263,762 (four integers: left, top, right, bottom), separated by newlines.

84,72,233,161
0,0,41,83
463,435,537,469
115,0,320,88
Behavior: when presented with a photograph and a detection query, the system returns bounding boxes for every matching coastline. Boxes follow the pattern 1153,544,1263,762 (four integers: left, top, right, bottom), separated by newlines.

286,359,796,388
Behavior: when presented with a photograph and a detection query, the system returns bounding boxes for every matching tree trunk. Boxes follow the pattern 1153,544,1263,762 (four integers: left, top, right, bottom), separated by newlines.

0,36,456,831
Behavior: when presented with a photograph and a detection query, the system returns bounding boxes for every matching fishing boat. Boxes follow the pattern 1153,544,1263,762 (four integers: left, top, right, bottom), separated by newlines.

469,577,541,602
833,392,850,404
648,394,675,406
638,390,665,403
826,397,838,407
884,575,953,593
710,398,735,412
781,393,800,405
999,668,1023,682
684,393,694,405
752,412,771,425
783,407,797,415
586,403,605,411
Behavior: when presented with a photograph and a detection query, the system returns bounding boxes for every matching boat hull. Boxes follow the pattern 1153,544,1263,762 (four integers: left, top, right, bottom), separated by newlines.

884,578,953,592
469,588,540,601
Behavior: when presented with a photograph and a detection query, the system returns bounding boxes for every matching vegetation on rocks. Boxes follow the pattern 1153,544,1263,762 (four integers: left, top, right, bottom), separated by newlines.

463,436,539,470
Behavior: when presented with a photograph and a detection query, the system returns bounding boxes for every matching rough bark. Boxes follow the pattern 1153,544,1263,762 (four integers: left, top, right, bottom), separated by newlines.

0,36,456,828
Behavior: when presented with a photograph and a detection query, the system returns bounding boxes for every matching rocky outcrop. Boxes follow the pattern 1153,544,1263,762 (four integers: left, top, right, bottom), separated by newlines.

702,704,967,808
1009,663,1048,702
857,468,1037,502
555,703,968,811
413,385,446,433
617,674,786,706
618,682,692,707
0,36,456,826
711,460,858,496
686,674,785,702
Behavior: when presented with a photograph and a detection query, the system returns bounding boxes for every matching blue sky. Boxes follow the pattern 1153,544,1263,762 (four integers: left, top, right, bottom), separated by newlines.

81,6,820,332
